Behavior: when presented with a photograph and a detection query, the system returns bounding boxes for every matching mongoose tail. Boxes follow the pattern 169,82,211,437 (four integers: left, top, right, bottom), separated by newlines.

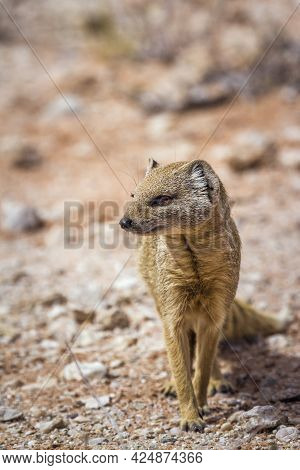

223,298,291,340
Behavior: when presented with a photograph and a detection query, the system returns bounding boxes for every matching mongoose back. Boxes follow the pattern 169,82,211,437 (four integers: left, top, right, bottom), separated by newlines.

120,159,289,432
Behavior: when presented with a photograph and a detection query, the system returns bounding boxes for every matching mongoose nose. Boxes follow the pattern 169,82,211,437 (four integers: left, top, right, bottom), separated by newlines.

119,217,133,230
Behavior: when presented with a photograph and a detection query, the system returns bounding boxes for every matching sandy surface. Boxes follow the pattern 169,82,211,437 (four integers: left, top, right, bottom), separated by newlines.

0,0,299,450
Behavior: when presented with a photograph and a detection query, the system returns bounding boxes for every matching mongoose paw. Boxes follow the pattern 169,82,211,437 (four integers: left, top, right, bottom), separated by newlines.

161,380,177,397
199,404,211,416
208,378,234,397
180,417,205,433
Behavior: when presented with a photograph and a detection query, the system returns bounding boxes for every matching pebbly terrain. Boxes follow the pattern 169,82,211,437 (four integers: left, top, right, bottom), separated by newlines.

0,0,299,450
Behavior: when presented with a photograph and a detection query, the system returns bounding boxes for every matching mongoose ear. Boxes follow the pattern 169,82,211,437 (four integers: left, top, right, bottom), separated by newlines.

190,160,207,188
146,158,159,175
183,160,219,200
182,160,207,190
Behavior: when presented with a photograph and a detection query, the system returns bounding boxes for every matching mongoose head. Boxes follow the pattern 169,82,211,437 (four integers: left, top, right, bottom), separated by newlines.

120,159,226,235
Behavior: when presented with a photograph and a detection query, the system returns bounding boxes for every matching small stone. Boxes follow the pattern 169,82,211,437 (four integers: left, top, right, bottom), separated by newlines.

160,434,175,443
43,94,82,121
47,305,67,319
88,437,106,446
266,334,289,350
74,415,89,423
30,406,45,418
114,275,138,291
146,114,172,138
0,407,23,422
1,201,44,233
227,131,277,172
118,431,130,439
110,336,138,350
237,405,285,434
261,376,277,387
101,310,130,331
110,359,124,369
49,317,77,342
41,293,67,307
221,422,232,432
40,339,59,349
228,411,244,423
218,25,261,69
138,91,174,114
278,148,300,170
83,395,111,409
208,144,232,162
13,145,43,170
0,323,18,341
183,81,234,109
218,436,228,446
6,378,24,388
76,328,99,347
63,361,107,381
275,426,299,443
36,417,67,434
73,308,95,324
68,428,81,438
282,126,300,144
170,427,181,436
27,440,37,448
139,428,154,439
133,402,145,411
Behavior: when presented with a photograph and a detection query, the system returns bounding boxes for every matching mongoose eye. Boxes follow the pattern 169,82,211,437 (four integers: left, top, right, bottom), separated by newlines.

130,193,135,198
150,195,174,207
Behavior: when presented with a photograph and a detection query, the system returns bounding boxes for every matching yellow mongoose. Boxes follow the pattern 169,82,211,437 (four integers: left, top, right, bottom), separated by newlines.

120,159,289,432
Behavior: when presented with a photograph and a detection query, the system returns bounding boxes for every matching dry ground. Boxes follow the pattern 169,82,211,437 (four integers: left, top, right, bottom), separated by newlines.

0,0,299,450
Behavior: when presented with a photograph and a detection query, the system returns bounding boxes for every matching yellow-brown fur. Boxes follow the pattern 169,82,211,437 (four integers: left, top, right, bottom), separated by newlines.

120,159,289,432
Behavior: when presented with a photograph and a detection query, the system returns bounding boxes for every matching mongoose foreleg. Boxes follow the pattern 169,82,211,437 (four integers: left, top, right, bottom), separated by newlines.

192,315,222,413
162,318,205,431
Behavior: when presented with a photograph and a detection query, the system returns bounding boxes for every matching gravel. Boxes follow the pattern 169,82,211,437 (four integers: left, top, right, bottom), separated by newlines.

275,426,299,443
36,417,67,434
63,362,108,381
0,407,23,422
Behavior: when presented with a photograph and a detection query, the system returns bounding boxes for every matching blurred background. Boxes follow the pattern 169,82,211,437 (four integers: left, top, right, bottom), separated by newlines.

0,0,299,450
